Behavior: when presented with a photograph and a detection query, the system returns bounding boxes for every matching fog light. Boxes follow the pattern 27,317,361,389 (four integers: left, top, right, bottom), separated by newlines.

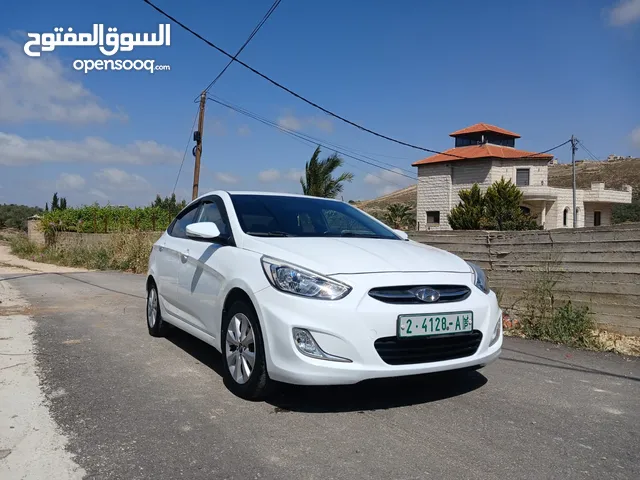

490,315,502,346
292,328,351,363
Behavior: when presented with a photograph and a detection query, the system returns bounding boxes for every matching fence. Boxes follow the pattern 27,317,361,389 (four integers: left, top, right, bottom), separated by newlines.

408,224,640,335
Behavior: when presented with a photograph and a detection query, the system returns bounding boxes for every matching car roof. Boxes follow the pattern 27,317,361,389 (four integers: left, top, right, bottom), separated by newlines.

196,190,345,203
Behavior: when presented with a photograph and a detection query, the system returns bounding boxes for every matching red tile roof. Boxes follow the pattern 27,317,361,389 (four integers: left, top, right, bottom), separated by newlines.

450,123,521,138
412,144,554,166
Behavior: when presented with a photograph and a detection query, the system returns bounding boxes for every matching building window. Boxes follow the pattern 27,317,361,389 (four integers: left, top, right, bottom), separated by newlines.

594,211,601,227
563,207,569,227
427,211,440,224
520,206,531,215
516,168,530,186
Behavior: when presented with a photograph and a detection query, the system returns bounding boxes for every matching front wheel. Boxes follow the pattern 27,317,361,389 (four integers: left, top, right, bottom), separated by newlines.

221,300,272,400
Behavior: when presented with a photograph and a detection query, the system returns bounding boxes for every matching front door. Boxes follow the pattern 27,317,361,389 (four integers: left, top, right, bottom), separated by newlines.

176,196,234,336
159,202,202,321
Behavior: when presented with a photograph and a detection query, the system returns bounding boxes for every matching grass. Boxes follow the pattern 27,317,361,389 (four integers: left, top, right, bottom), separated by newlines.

9,231,155,274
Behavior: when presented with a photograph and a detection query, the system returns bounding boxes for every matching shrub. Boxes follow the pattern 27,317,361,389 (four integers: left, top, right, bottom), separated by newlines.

9,234,40,257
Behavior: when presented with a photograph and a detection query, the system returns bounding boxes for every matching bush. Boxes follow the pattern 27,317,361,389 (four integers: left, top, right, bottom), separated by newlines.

9,234,40,257
517,261,599,349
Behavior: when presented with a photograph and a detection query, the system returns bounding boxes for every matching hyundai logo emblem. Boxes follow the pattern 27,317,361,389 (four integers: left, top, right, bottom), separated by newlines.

413,287,440,303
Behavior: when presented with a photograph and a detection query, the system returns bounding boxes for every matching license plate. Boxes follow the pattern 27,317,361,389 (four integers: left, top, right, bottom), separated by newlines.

397,312,473,338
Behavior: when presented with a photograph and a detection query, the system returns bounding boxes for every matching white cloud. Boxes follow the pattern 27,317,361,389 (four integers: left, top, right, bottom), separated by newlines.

237,125,251,136
284,169,304,181
607,0,640,26
0,132,181,166
56,173,86,191
95,168,150,191
258,169,281,182
0,36,126,124
277,115,303,131
214,172,239,184
308,117,334,133
277,112,334,134
209,119,227,137
88,188,108,200
631,126,640,148
364,173,382,185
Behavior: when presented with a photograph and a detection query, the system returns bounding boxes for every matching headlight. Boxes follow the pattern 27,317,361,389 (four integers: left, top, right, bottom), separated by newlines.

261,256,352,300
468,262,489,294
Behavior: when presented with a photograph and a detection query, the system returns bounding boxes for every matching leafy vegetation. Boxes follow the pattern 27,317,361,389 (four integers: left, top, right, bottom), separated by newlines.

516,261,599,349
10,231,158,274
0,204,43,230
383,203,415,230
38,194,187,234
448,179,540,230
612,199,640,224
301,146,354,198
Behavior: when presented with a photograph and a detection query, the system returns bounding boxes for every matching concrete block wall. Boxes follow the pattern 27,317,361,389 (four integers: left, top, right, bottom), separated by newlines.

27,219,45,246
490,158,550,186
417,163,452,230
408,223,640,336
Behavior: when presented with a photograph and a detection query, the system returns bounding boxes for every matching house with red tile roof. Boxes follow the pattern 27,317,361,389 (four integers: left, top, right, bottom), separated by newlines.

411,124,632,230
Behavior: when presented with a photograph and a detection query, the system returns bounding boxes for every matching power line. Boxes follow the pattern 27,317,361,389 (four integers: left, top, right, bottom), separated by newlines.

206,95,418,183
193,0,282,102
576,139,600,162
172,106,200,195
142,0,468,159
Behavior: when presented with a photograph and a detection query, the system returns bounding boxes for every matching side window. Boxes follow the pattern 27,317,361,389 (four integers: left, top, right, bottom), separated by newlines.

169,204,200,239
198,201,229,237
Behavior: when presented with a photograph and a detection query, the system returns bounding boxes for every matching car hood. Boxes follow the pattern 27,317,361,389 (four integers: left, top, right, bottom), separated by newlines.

240,236,472,275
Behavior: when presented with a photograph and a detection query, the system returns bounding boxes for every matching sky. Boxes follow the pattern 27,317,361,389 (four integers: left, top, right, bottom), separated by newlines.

0,0,639,208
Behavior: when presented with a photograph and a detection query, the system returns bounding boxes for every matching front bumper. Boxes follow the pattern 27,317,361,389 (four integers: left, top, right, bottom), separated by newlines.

254,271,503,386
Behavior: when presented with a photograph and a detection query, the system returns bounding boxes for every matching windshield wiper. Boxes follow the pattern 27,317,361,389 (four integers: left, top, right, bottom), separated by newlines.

246,231,292,237
335,231,389,239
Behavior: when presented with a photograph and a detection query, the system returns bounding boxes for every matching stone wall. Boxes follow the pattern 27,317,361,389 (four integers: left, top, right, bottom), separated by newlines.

408,223,640,335
52,231,163,249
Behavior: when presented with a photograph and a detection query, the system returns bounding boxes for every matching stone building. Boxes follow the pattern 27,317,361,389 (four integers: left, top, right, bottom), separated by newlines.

412,123,632,230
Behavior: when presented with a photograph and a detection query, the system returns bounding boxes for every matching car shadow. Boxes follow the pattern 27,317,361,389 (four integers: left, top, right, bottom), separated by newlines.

165,327,487,412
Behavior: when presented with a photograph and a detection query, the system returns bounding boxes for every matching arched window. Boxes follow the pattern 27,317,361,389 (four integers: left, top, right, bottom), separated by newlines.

576,207,581,226
520,206,531,216
563,207,569,227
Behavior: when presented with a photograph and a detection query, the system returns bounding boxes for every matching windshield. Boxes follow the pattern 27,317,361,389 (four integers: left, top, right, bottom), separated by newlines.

229,194,400,239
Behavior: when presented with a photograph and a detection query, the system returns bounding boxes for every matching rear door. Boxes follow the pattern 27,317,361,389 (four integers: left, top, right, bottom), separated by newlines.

175,195,234,335
159,201,202,320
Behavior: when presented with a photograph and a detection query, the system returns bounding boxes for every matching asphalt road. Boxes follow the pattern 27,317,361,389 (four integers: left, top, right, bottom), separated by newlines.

2,271,639,480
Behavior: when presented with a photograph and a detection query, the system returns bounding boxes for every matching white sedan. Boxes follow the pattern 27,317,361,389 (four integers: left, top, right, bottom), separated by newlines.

146,191,502,399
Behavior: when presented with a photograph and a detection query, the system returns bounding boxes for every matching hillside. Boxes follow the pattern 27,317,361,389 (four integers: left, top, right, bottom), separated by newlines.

356,158,640,219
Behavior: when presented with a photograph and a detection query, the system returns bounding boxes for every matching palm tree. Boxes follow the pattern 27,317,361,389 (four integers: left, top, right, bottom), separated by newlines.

383,203,415,229
300,146,354,198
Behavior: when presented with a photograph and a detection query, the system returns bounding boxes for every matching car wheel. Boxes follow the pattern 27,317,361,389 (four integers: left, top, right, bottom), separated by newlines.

146,283,168,337
221,300,272,400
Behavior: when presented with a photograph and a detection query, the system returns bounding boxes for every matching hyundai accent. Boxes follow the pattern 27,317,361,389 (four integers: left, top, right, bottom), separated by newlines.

146,191,502,399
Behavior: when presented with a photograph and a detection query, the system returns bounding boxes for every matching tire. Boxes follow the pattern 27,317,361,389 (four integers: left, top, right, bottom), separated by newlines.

146,283,168,337
221,300,272,400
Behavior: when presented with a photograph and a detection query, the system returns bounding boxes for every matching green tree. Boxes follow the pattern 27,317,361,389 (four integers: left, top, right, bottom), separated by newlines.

448,184,485,230
60,197,67,210
448,179,539,231
45,202,49,212
383,203,415,230
51,192,59,211
300,146,354,198
151,193,187,218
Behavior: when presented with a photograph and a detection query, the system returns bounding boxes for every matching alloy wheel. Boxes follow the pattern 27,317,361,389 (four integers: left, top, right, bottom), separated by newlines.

147,288,157,328
225,313,256,384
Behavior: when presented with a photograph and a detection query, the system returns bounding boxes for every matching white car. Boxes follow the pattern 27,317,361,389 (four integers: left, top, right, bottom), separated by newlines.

146,191,502,399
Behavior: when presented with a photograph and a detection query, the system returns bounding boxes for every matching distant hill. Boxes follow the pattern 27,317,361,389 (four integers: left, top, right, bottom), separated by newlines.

355,157,640,221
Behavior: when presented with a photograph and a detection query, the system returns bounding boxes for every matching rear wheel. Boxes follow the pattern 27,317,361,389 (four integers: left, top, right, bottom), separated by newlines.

221,300,272,400
146,283,168,337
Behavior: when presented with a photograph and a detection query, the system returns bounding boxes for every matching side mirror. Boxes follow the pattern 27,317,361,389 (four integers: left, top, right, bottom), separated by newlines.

186,222,221,239
393,229,409,241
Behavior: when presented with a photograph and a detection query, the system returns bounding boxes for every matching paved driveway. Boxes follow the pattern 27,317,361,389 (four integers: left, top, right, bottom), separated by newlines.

1,271,638,479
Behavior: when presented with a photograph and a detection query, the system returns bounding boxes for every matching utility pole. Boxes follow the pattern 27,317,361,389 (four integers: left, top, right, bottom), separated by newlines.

192,91,207,200
571,135,578,228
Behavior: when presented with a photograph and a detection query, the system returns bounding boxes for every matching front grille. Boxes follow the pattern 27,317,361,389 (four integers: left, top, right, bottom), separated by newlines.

368,285,471,304
374,331,483,365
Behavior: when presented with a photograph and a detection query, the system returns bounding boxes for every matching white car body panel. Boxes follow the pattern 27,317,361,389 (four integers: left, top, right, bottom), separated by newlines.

147,190,502,386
